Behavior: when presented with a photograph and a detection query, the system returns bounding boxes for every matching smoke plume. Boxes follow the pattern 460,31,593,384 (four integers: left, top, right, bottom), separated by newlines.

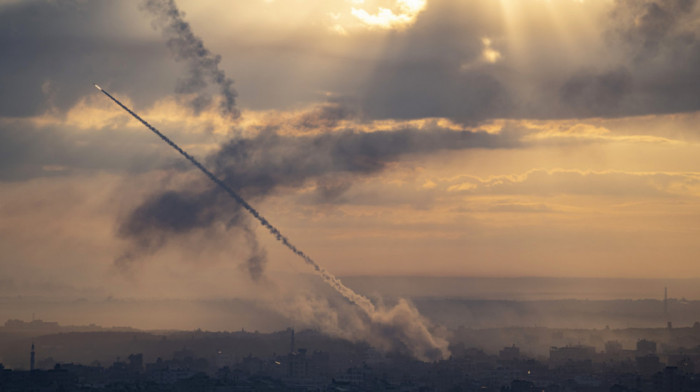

114,188,268,281
141,0,239,118
97,85,451,360
115,100,517,276
275,291,450,361
106,1,513,361
116,122,517,276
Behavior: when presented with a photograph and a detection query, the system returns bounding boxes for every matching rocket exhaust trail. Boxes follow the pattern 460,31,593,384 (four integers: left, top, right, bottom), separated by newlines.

94,84,375,314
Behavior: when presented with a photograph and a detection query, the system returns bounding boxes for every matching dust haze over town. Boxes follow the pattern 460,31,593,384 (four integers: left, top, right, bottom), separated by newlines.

1,0,700,390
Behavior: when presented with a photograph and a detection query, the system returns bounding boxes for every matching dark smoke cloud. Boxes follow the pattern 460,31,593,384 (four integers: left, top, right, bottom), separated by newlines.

119,190,218,247
240,224,267,281
118,124,519,276
116,0,249,274
141,0,240,118
210,126,517,196
221,202,268,282
115,188,268,279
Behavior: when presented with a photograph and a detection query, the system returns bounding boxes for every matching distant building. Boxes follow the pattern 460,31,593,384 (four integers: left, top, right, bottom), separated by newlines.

289,328,295,354
30,343,35,371
636,354,662,376
499,345,521,361
605,341,623,356
549,345,595,374
509,379,537,392
549,345,595,365
288,348,308,379
655,366,687,392
636,339,657,356
127,353,142,373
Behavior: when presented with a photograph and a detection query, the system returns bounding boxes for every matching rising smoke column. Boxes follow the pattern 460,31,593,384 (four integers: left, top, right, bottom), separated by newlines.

131,0,258,277
141,0,239,118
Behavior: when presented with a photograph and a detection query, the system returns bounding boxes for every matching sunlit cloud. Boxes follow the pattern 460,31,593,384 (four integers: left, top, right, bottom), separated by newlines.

350,0,427,30
481,37,503,64
445,169,700,198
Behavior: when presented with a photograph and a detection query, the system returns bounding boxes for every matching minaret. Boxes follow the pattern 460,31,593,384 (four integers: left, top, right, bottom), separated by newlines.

290,328,295,354
665,287,672,329
30,342,35,371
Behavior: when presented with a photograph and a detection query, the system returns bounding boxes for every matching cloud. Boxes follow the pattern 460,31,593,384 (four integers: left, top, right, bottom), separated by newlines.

557,0,700,117
2,0,698,123
0,115,169,181
612,0,697,57
486,202,555,214
360,0,700,122
0,1,182,117
559,67,633,117
447,169,700,197
0,91,236,182
360,0,510,124
351,0,427,30
294,97,359,131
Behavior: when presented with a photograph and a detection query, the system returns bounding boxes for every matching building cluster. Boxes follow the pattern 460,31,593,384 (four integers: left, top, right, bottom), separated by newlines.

2,329,700,392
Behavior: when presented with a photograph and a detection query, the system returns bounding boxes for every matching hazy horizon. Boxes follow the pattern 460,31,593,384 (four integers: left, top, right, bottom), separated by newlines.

3,275,700,333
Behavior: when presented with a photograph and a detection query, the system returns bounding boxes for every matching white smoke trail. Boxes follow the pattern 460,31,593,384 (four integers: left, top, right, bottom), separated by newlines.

95,84,449,360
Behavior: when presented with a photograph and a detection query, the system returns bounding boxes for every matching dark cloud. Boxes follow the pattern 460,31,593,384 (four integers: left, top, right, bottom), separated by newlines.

559,0,700,117
2,0,697,122
364,65,509,125
612,0,697,57
559,67,633,117
360,0,700,121
361,0,509,124
0,0,181,117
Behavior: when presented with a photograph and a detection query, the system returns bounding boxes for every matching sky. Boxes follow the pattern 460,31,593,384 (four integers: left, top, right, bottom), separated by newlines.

1,0,700,310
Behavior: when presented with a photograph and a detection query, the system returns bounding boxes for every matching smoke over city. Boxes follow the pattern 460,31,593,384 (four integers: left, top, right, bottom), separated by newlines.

91,0,555,361
97,84,450,360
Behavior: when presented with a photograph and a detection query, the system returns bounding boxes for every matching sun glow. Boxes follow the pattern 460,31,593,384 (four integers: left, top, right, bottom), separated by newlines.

481,37,503,63
351,0,427,29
